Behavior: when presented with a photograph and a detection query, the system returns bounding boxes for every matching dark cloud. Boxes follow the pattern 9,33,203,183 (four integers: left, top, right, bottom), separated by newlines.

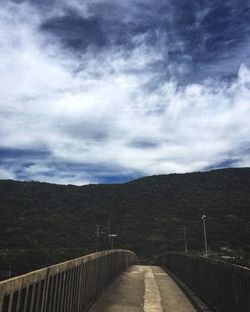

0,151,143,184
34,0,250,82
0,148,50,160
205,159,240,170
61,120,111,141
41,11,107,51
205,143,250,170
129,139,160,149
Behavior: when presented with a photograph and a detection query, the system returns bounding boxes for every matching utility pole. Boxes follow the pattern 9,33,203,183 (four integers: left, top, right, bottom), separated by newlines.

184,226,188,254
107,219,111,246
95,224,100,252
8,264,12,277
109,234,117,249
201,215,208,257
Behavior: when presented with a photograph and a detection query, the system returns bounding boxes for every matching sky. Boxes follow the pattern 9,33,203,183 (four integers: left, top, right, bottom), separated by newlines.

0,0,250,185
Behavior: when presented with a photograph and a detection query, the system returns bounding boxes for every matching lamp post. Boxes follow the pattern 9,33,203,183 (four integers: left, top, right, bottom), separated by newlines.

184,226,188,254
107,219,111,246
201,215,208,257
109,234,117,249
95,224,100,252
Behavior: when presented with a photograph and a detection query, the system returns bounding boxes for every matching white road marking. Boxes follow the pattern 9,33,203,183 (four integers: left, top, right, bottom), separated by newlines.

143,267,163,312
155,273,168,276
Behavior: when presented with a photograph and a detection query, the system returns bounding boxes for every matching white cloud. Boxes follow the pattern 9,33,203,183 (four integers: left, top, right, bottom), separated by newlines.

0,167,16,180
0,1,250,184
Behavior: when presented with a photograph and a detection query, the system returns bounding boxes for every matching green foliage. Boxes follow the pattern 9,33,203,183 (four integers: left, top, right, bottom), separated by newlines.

0,168,250,275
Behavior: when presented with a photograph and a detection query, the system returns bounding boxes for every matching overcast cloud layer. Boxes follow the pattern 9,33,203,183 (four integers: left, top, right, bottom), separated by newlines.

1,0,250,184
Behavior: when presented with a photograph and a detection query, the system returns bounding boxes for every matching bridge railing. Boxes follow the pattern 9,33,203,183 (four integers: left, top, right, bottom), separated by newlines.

0,249,137,312
155,252,250,312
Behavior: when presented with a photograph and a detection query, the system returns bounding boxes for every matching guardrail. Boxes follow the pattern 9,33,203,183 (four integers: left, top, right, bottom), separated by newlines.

155,252,250,312
0,249,138,312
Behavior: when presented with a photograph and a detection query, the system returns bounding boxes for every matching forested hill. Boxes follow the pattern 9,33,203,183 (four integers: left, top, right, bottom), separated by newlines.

0,168,250,275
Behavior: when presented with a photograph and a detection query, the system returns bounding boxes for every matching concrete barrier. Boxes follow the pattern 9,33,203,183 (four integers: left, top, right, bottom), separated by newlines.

0,249,138,312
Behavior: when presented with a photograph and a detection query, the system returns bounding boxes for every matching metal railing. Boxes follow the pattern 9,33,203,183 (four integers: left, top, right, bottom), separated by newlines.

155,252,250,312
0,249,138,312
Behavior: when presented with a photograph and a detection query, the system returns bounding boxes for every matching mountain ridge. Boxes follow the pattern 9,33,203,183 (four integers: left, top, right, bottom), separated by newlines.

0,167,249,275
2,167,250,186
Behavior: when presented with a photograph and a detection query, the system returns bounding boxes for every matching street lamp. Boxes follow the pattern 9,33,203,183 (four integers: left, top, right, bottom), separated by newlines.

201,215,208,257
95,224,100,252
183,226,188,254
109,234,117,249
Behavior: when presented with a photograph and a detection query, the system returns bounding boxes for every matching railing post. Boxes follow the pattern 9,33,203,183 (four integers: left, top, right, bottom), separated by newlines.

41,269,49,312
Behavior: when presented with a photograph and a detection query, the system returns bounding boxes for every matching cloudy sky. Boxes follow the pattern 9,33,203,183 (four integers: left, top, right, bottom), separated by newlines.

1,0,250,184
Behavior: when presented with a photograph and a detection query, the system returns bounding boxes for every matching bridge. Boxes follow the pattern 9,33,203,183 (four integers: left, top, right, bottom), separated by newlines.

0,250,249,312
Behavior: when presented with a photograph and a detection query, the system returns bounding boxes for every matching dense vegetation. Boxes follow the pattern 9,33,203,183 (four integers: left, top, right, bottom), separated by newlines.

0,168,250,277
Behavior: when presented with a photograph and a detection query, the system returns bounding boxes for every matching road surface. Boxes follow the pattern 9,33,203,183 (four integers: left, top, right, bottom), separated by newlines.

89,265,196,312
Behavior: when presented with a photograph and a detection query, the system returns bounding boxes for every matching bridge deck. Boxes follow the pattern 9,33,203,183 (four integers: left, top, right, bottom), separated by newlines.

89,265,196,312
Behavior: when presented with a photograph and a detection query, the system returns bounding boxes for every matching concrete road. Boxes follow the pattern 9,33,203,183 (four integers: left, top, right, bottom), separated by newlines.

89,265,196,312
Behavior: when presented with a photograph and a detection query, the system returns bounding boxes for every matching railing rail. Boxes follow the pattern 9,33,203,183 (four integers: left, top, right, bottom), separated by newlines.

155,252,250,312
0,249,138,312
